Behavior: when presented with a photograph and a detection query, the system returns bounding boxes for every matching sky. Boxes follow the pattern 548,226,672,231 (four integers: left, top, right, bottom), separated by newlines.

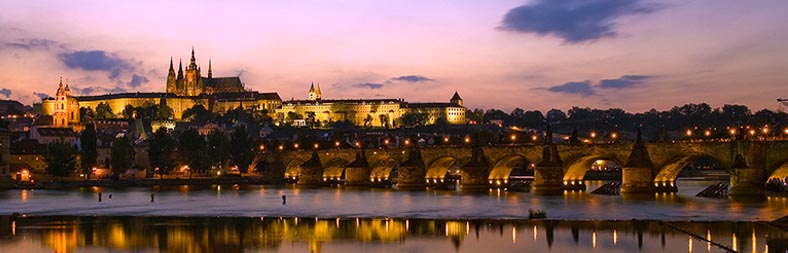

0,0,786,113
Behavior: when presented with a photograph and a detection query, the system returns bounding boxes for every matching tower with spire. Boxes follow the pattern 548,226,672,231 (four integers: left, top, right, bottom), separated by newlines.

53,77,79,127
308,82,322,101
166,58,177,94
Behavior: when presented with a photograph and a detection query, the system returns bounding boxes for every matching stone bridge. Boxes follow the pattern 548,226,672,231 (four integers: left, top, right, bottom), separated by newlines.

265,139,788,195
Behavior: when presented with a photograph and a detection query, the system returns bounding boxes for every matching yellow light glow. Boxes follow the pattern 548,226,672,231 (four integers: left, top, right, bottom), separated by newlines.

294,143,299,149
278,145,284,150
464,137,470,143
335,141,340,147
313,143,319,149
404,139,410,145
705,130,711,136
590,132,596,138
611,133,617,139
531,135,537,141
259,145,265,150
686,129,693,136
749,129,756,136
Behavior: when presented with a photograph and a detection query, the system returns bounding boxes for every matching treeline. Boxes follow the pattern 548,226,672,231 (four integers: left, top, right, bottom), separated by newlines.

467,103,788,140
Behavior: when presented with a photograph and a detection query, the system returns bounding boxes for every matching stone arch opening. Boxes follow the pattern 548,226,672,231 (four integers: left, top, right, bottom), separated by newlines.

424,156,462,188
766,161,788,193
370,159,398,181
284,159,303,179
654,154,727,192
488,154,530,182
563,154,624,182
323,158,349,181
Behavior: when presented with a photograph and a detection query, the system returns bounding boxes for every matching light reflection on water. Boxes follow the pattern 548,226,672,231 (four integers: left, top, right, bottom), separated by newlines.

0,180,786,220
0,216,786,253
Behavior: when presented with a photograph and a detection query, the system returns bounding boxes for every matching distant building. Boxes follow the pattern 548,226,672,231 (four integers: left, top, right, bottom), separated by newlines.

276,87,465,127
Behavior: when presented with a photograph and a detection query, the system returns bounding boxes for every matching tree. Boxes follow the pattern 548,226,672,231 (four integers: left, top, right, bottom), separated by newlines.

207,129,230,172
401,111,428,127
79,107,95,121
44,140,77,177
110,137,131,175
178,128,208,176
122,104,136,119
229,125,253,174
182,104,214,123
95,102,113,119
148,127,175,177
79,123,98,179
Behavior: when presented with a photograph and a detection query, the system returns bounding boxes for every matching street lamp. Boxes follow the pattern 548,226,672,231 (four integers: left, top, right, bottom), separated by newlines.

313,143,319,149
686,129,693,137
704,130,711,137
294,143,300,149
278,145,284,151
531,135,537,142
335,141,341,148
590,132,597,139
510,134,517,142
611,132,617,140
404,139,410,146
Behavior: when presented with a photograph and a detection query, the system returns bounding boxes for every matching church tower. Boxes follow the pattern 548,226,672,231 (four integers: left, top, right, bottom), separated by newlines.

53,77,75,128
308,83,321,101
166,58,176,94
183,48,203,96
450,91,463,106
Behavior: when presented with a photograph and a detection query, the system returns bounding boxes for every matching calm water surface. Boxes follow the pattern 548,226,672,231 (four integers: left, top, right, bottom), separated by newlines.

1,216,786,253
1,180,786,220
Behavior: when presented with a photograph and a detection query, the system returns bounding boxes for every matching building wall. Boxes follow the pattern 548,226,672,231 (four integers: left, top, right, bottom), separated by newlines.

277,101,404,127
10,154,46,174
0,132,10,175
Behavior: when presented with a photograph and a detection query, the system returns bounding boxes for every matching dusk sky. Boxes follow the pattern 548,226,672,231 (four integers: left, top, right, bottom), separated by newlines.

0,0,786,113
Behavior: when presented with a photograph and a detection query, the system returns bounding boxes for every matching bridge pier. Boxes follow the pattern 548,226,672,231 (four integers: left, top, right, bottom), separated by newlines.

460,147,490,190
397,148,426,189
620,129,655,194
728,154,765,196
533,144,563,193
345,151,371,186
297,151,325,186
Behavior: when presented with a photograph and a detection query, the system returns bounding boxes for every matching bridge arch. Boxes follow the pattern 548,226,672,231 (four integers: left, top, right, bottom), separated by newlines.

425,156,459,180
322,158,350,179
768,161,788,181
284,159,304,178
562,154,625,182
488,154,529,181
370,159,398,180
654,153,726,183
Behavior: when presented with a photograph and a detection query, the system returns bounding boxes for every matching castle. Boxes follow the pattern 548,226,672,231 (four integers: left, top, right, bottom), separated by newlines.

38,48,465,129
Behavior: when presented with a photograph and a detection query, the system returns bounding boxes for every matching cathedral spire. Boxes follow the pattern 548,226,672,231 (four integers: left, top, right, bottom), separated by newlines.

177,59,184,79
169,57,174,72
189,47,197,69
208,58,212,78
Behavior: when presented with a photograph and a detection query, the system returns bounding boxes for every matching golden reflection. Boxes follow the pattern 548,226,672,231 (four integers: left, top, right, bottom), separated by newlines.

512,226,516,243
11,217,787,253
533,225,538,241
613,229,617,245
11,221,15,236
707,229,711,251
732,233,737,252
21,189,28,201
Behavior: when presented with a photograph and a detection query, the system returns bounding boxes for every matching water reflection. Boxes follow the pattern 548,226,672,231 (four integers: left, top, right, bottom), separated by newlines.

0,216,785,253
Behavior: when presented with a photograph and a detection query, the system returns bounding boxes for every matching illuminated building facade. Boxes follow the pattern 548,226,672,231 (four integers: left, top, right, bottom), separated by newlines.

276,87,465,127
39,49,281,125
37,49,465,129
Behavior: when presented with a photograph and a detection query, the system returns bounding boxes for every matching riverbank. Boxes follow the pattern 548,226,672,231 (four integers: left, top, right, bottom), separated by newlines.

6,176,286,189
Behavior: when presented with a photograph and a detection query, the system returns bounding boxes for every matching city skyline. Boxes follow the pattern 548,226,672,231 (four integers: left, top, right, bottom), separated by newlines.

0,0,787,112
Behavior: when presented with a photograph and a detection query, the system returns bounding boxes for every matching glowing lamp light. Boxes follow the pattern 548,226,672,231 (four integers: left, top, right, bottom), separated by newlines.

404,139,410,145
611,133,617,139
384,139,390,145
590,132,597,138
313,143,319,149
762,128,769,134
355,141,361,147
294,143,299,149
278,145,284,151
510,135,516,141
464,137,470,143
729,128,737,135
749,129,756,136
259,145,265,150
704,130,711,137
335,141,341,147
531,135,537,141
686,129,693,137
444,137,450,142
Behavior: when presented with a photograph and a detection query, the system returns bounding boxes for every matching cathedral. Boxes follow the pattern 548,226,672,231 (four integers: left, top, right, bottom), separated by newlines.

166,48,246,96
39,49,281,125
